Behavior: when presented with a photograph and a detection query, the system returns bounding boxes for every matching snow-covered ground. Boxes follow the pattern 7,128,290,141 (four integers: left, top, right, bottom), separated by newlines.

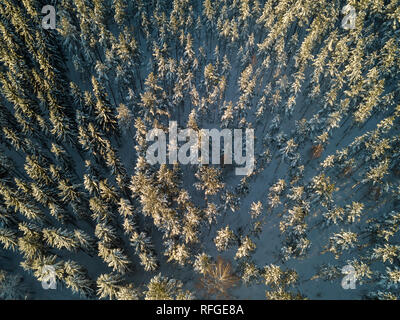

1,0,399,300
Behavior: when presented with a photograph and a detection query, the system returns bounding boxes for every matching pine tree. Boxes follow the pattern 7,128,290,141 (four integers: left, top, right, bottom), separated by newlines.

193,253,212,275
91,76,118,135
116,103,133,134
198,257,238,299
195,166,225,200
97,273,123,300
372,244,399,264
235,236,256,259
145,274,192,300
118,198,134,218
214,226,235,251
164,241,190,266
116,284,140,300
324,231,358,259
241,261,261,285
104,248,131,274
0,227,18,251
62,260,95,297
250,201,263,219
42,228,79,252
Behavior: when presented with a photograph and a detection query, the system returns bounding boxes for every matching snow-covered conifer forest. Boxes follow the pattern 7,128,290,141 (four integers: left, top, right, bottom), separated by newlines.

0,0,399,300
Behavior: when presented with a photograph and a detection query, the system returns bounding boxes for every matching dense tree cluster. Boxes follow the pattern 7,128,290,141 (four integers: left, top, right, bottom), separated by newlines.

0,0,399,300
